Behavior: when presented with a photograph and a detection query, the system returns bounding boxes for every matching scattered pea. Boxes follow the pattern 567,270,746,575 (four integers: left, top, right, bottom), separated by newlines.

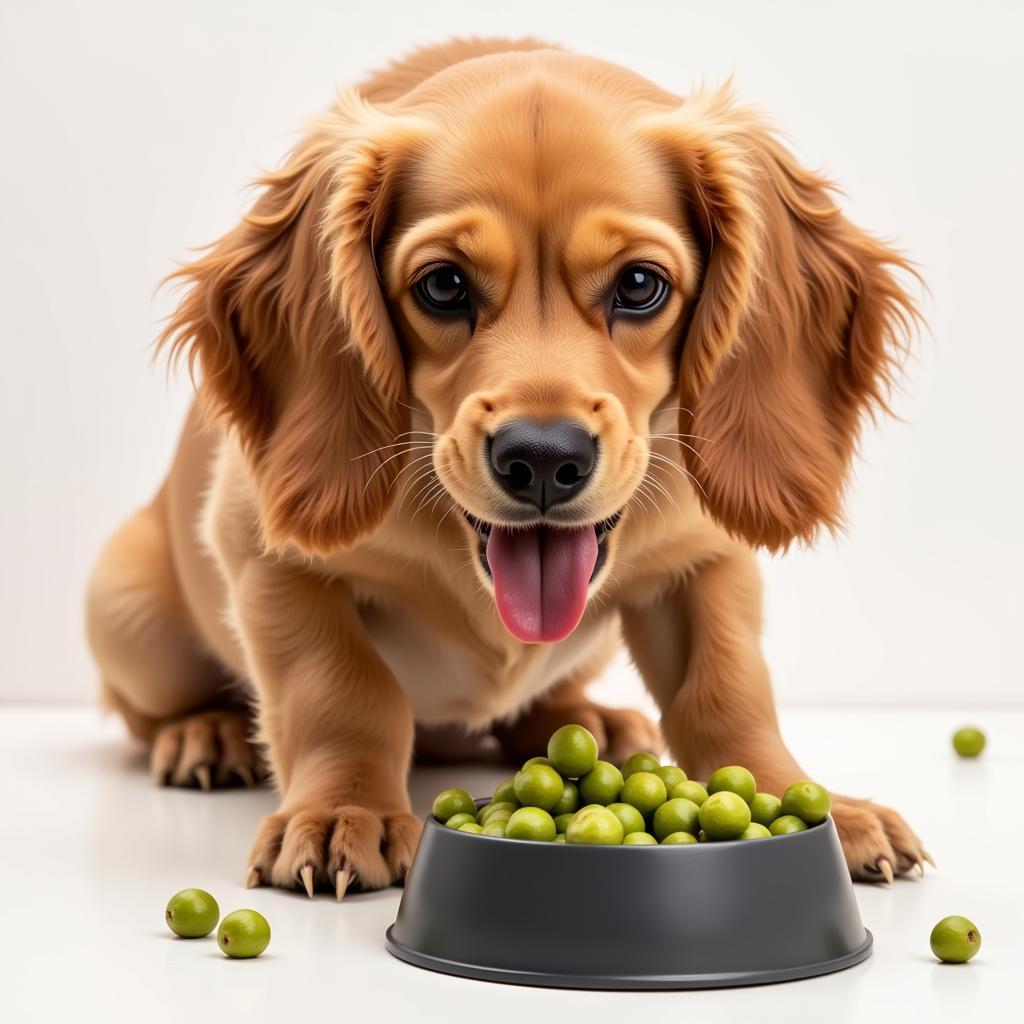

458,822,484,834
482,821,507,837
445,812,477,830
952,727,985,758
217,909,271,959
930,916,981,963
547,724,599,778
738,823,772,840
165,888,219,939
480,801,517,824
706,766,756,805
769,815,808,836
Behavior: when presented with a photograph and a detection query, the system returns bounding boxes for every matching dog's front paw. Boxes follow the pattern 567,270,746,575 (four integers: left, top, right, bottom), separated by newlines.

245,805,421,899
831,795,932,883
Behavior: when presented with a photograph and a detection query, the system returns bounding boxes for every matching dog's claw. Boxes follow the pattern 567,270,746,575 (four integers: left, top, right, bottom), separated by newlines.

194,764,212,792
300,864,315,898
876,857,894,884
236,765,256,788
923,850,937,870
335,868,351,901
245,866,261,889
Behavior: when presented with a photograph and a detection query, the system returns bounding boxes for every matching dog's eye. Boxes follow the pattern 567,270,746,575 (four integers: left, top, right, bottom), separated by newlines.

415,264,471,315
613,265,668,314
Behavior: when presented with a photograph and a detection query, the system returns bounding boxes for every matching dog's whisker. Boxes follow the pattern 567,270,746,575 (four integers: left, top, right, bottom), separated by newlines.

360,446,436,494
390,455,437,496
646,451,709,501
351,440,434,461
409,482,448,520
642,435,710,465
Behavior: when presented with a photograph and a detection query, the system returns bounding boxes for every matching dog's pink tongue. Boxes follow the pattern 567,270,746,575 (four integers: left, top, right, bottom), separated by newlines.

486,525,598,644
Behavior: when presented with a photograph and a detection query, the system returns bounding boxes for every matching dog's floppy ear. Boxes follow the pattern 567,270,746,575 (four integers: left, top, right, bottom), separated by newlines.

161,93,428,555
640,88,918,550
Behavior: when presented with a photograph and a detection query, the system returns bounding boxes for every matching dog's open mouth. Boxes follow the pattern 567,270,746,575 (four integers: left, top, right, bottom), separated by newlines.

464,511,622,644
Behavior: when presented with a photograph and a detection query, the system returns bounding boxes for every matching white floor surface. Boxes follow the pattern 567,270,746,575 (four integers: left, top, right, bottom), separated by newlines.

1,706,1020,1022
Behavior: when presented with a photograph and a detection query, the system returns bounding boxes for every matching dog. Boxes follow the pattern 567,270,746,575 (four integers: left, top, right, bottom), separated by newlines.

86,37,926,896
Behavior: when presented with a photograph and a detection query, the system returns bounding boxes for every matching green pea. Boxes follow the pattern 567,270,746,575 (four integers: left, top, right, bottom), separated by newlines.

485,810,513,828
769,814,808,836
458,822,484,834
670,780,708,806
654,765,687,790
480,801,517,824
513,764,565,810
623,831,658,845
606,802,646,836
217,909,271,959
547,724,599,778
553,812,575,834
492,778,520,806
661,831,698,845
706,766,756,804
578,760,623,805
699,791,751,840
550,780,580,816
523,756,553,769
165,888,219,938
952,727,985,758
482,821,507,837
432,788,476,822
780,781,831,825
738,823,772,840
930,916,981,963
620,772,668,816
445,812,477,830
566,805,624,845
553,834,567,843
652,798,701,840
475,803,493,824
748,792,783,827
505,806,557,842
620,751,661,780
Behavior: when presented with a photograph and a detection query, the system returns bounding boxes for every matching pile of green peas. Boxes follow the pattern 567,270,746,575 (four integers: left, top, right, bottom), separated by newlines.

431,724,831,846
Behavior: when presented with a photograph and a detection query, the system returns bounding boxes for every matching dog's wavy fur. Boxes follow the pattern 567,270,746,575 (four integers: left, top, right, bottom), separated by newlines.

87,38,925,895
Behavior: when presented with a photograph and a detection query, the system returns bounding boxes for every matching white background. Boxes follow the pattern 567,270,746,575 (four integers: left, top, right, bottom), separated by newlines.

1,0,1021,705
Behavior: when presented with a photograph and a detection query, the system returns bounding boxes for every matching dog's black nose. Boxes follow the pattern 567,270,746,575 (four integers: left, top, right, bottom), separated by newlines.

489,419,596,512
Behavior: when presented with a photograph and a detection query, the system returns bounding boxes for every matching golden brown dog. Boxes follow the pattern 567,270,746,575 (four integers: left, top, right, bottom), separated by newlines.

86,37,925,896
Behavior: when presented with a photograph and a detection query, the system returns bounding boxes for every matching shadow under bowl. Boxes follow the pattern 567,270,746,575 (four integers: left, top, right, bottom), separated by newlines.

386,801,870,989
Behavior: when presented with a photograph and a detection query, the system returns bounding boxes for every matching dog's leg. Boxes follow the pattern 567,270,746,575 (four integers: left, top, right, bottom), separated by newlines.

87,503,264,789
621,549,927,881
492,630,661,764
238,561,419,898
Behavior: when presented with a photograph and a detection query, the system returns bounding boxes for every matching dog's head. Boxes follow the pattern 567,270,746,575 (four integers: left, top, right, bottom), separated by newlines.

163,49,915,644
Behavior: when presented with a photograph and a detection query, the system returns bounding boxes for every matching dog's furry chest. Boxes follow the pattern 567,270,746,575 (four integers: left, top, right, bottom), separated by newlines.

356,593,618,729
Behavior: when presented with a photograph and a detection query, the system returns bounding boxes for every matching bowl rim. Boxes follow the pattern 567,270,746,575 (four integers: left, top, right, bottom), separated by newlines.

432,796,830,850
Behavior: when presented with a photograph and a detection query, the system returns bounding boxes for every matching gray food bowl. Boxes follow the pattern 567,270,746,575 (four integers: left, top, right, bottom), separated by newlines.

385,801,871,989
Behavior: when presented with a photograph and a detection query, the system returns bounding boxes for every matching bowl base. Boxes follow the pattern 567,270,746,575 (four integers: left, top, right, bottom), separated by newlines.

385,927,872,990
